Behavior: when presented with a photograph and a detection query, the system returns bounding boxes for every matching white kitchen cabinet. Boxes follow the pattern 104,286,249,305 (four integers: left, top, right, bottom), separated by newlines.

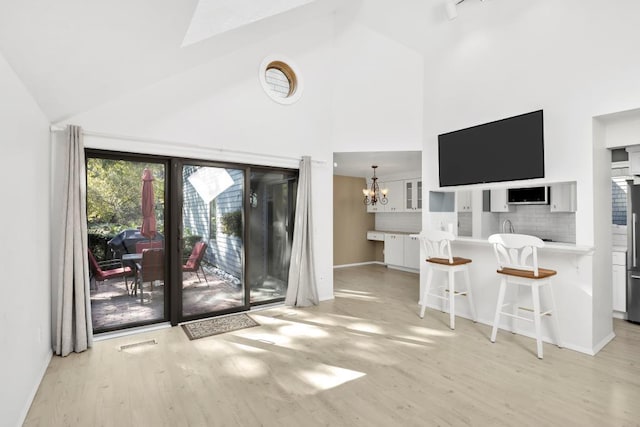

366,231,385,241
384,180,404,213
366,180,386,213
404,178,422,212
627,147,640,175
490,189,513,212
456,190,472,212
550,182,577,212
384,233,405,266
613,251,627,312
403,234,421,270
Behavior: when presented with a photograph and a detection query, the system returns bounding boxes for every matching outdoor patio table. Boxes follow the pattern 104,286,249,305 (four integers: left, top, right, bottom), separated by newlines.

121,253,142,296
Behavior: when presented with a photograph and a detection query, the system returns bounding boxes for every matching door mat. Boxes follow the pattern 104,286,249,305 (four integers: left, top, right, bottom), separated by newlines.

182,313,259,340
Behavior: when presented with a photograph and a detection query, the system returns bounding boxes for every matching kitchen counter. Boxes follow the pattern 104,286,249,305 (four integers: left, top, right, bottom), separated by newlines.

416,234,609,355
367,230,419,241
367,230,421,270
453,236,594,254
368,230,419,235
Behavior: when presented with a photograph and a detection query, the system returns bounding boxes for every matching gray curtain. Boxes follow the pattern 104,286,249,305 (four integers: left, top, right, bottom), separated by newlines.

54,125,92,356
285,156,319,307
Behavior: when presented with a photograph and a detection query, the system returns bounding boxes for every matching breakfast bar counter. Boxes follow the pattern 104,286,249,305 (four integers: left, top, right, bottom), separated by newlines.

418,236,609,356
453,236,594,254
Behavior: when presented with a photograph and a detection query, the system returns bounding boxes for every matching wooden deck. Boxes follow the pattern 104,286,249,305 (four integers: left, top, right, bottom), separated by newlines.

90,269,243,332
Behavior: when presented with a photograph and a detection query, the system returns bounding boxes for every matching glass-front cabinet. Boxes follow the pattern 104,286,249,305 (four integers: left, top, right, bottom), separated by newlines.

404,178,422,211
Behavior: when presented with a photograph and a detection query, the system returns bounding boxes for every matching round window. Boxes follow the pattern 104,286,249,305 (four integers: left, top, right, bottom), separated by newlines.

260,57,303,105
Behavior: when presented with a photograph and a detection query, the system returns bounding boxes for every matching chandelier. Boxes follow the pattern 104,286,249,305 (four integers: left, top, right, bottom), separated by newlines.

362,165,388,206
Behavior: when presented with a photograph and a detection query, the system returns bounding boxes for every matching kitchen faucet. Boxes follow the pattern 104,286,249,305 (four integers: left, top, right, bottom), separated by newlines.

502,219,515,234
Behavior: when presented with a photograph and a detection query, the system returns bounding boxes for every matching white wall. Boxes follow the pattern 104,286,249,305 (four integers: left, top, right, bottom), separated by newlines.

600,107,640,149
421,0,640,353
331,21,424,152
60,18,336,301
592,117,614,348
0,53,52,426
60,12,427,303
422,0,640,244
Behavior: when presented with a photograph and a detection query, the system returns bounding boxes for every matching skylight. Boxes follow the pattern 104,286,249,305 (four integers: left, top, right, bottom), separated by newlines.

182,0,316,47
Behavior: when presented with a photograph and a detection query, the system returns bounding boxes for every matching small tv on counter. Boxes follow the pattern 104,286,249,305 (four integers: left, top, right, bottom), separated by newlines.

438,110,544,187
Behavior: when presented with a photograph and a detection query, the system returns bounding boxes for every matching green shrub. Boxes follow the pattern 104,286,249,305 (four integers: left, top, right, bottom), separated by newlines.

221,211,242,237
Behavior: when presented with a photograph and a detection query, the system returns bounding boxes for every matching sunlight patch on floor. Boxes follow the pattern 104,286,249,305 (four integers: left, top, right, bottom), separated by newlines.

270,310,443,345
408,325,456,338
242,332,293,347
277,323,329,339
222,355,268,378
230,342,269,353
299,365,365,391
347,322,383,334
334,291,380,302
337,289,374,296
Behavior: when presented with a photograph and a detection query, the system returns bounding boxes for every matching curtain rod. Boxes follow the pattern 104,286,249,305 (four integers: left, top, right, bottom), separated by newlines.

49,125,326,165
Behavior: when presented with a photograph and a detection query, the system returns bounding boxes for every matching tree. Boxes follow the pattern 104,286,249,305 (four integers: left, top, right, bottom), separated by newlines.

86,158,165,231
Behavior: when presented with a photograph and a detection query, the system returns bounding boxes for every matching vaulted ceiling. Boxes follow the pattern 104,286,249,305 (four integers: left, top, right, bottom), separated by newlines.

0,0,516,123
0,0,446,179
0,0,343,121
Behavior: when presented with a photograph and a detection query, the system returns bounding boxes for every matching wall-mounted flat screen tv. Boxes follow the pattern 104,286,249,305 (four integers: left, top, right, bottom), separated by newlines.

438,110,544,187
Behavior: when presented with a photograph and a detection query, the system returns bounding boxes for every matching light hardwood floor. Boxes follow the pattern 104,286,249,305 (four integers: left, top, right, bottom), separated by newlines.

25,264,640,426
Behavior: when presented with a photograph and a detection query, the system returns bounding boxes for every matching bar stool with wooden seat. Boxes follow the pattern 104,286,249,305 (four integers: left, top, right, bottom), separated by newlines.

488,233,562,359
417,230,477,329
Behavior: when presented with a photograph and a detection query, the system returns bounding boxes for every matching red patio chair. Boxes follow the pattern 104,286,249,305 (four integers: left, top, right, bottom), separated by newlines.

183,242,209,284
135,240,163,253
87,249,134,292
133,248,164,302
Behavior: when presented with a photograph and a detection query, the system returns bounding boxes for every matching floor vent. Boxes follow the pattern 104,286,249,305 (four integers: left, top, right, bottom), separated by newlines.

119,339,157,351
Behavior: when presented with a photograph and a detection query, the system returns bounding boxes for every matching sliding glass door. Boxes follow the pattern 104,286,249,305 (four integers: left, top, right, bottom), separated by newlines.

86,153,168,333
248,169,297,304
86,151,298,332
179,163,247,320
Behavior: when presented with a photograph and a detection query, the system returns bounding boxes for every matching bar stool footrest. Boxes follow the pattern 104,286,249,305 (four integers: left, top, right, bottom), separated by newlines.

500,312,533,322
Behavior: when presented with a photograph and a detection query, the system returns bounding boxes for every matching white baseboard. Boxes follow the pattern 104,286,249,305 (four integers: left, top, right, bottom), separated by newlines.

613,311,627,320
333,262,418,274
387,265,419,274
94,322,171,342
18,348,52,427
592,331,616,355
333,261,384,269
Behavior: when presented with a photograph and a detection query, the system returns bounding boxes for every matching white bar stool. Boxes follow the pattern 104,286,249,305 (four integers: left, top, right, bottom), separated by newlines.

417,230,476,329
488,233,562,359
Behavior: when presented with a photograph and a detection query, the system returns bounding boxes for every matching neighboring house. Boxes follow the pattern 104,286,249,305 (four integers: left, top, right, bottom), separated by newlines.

182,166,244,279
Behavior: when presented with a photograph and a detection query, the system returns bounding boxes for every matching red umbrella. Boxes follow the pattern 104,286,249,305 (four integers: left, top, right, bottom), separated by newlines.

140,168,157,239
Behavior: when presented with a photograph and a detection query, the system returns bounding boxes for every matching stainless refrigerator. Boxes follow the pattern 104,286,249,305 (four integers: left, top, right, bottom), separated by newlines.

628,183,640,323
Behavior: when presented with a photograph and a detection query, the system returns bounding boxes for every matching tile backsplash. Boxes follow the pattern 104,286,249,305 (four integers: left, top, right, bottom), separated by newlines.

457,212,472,237
375,212,421,232
612,177,628,226
613,224,627,248
495,205,576,243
